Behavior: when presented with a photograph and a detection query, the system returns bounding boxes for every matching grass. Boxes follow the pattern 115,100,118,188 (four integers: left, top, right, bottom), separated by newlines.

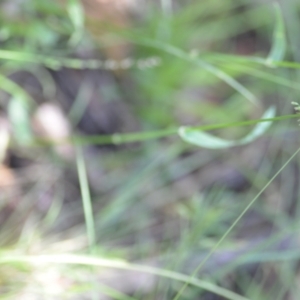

1,0,300,299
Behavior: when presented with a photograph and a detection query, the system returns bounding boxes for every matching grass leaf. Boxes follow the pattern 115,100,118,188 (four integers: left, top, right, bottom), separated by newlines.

178,106,275,148
67,0,85,46
0,253,250,300
75,145,96,252
8,96,33,145
266,3,286,65
131,37,259,105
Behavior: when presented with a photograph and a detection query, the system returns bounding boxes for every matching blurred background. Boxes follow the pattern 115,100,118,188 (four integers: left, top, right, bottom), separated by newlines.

1,0,300,299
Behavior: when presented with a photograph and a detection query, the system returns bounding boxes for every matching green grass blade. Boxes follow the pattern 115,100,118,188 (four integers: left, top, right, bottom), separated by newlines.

31,113,298,147
178,106,275,148
132,38,259,105
173,146,300,300
75,145,96,252
0,73,34,106
266,3,286,65
0,253,250,300
67,0,85,46
0,73,35,145
8,96,33,145
218,63,300,90
207,52,300,70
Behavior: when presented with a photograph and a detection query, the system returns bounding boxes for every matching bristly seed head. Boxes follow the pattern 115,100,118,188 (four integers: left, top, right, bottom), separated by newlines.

292,102,300,125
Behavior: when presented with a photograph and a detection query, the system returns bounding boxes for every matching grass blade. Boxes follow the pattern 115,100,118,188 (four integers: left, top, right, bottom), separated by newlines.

132,38,259,105
173,146,300,300
67,0,85,46
266,3,286,65
75,145,96,252
178,106,275,148
0,253,250,300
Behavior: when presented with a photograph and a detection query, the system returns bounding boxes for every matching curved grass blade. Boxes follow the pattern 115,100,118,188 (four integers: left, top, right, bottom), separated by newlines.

178,106,275,148
0,74,35,145
0,73,35,106
67,0,85,46
0,253,250,300
266,3,286,65
131,38,258,105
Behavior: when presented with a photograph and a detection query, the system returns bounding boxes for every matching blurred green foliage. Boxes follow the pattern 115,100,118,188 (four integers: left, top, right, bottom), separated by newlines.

1,1,300,300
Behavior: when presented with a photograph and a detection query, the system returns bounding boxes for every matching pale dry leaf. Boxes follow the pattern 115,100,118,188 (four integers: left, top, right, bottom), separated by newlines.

32,103,73,158
0,114,10,164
